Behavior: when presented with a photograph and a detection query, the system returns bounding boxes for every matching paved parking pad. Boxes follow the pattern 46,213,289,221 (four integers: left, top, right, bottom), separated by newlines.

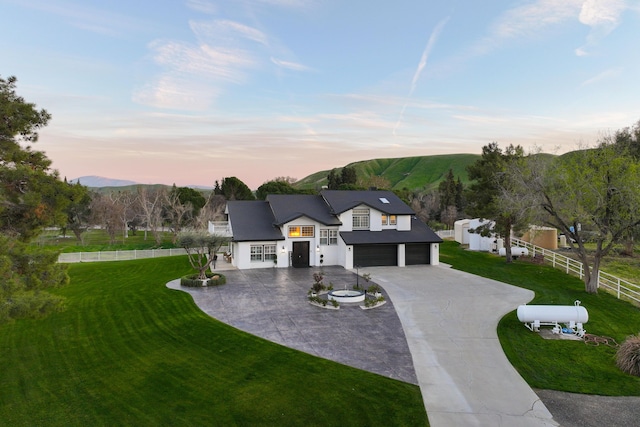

167,266,418,385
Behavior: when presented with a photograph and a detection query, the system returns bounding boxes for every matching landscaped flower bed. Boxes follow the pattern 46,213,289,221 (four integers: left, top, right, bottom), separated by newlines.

180,272,226,287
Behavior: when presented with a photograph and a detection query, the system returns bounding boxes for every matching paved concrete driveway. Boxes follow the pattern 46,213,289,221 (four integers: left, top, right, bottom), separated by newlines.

367,265,558,427
169,264,559,426
168,266,418,384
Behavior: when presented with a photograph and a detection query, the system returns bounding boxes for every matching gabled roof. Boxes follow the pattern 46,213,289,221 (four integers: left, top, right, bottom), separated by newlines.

226,200,284,242
266,194,342,226
340,217,443,245
321,190,415,215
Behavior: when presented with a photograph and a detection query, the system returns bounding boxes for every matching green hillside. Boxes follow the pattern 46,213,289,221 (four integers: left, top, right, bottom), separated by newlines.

294,153,480,192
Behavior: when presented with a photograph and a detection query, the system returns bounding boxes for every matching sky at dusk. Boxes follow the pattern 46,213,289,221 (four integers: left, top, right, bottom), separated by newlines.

2,0,640,189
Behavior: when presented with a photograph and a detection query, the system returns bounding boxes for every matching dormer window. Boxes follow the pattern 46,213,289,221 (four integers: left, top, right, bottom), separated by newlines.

382,214,397,225
352,209,370,230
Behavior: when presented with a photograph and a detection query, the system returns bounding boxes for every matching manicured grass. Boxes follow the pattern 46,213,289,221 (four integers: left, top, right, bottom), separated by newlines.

440,241,640,395
0,257,427,426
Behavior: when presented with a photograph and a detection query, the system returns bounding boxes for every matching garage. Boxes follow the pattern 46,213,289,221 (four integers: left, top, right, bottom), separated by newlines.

405,243,430,265
353,244,397,267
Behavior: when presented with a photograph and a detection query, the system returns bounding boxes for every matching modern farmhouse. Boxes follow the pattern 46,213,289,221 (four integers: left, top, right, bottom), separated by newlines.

222,190,442,270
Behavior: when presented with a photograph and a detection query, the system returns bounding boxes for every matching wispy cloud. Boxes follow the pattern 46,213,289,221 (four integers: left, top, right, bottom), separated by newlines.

472,0,582,55
186,0,217,15
135,17,265,110
470,0,632,57
270,57,311,71
7,0,147,37
581,67,623,86
576,0,628,56
394,17,449,135
190,20,269,46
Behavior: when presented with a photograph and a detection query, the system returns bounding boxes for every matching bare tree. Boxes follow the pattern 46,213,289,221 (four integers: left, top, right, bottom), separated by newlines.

164,189,193,243
136,186,166,244
89,192,123,244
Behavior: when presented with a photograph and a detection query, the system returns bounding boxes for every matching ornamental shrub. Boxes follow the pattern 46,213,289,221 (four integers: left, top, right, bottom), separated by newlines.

616,334,640,376
180,272,226,287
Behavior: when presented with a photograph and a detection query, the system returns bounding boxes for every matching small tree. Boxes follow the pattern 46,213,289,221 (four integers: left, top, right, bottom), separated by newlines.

178,232,229,280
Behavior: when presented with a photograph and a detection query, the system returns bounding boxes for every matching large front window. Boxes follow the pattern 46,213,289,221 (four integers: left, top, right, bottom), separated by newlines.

352,209,370,230
320,229,338,245
251,244,277,262
289,225,314,237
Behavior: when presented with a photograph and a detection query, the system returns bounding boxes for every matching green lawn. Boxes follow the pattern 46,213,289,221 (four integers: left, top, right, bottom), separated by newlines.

440,241,640,395
0,257,427,427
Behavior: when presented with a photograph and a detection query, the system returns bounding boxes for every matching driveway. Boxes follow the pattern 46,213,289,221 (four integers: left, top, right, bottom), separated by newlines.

168,264,558,426
366,265,558,426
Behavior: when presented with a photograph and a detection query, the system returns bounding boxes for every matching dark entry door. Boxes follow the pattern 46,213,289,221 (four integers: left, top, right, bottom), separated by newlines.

292,241,310,268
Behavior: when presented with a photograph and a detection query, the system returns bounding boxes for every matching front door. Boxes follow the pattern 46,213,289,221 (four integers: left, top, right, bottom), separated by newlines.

292,241,310,268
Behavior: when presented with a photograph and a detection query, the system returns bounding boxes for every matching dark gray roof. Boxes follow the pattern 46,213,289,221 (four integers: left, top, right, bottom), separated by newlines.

321,190,415,215
266,194,342,226
227,200,284,242
340,217,443,245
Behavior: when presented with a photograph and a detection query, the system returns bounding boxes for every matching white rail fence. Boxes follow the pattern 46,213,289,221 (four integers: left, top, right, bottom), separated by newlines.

511,238,640,304
58,248,189,263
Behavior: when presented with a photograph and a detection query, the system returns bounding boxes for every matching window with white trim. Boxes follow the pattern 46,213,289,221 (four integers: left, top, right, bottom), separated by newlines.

382,214,397,225
288,225,315,237
250,245,263,261
320,229,338,245
264,245,277,261
352,209,370,230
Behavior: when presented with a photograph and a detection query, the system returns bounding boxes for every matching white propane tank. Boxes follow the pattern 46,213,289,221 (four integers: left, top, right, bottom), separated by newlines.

498,247,529,257
517,302,588,324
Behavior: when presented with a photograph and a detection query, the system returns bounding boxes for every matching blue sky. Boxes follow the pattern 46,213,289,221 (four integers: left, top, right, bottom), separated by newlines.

2,0,639,189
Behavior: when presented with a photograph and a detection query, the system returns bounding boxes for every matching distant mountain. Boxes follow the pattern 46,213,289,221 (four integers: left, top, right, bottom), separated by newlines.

70,176,138,188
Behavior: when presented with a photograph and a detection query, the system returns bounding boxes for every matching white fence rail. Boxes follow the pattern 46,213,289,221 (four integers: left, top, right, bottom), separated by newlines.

511,238,640,304
436,229,455,239
58,248,189,263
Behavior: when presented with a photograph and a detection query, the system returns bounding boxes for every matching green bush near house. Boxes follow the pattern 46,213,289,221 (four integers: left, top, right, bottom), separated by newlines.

440,240,640,396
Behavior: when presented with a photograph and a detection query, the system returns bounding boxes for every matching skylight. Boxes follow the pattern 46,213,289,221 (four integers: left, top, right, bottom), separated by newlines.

379,197,390,204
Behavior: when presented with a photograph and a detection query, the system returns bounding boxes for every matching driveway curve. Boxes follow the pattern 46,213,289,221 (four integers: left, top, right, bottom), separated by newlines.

367,265,558,426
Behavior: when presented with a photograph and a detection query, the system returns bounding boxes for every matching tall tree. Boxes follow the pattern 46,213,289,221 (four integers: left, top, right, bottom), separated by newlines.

62,181,92,244
136,185,165,244
164,185,194,243
517,142,640,294
466,142,526,262
0,75,69,322
89,192,124,244
219,177,255,200
256,179,298,200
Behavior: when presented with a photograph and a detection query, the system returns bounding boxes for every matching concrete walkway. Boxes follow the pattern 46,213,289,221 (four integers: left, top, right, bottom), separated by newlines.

366,265,558,426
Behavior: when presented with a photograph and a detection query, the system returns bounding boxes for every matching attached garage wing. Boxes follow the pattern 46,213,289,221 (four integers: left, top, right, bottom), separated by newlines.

353,244,397,267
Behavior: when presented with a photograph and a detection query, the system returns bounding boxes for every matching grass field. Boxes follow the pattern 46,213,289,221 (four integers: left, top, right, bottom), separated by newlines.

440,241,640,395
0,257,428,426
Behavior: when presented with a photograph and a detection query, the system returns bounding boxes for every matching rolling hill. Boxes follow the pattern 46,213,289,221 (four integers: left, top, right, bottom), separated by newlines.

294,153,480,192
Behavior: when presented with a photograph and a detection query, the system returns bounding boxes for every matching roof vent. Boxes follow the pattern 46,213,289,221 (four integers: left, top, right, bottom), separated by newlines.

379,197,390,204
